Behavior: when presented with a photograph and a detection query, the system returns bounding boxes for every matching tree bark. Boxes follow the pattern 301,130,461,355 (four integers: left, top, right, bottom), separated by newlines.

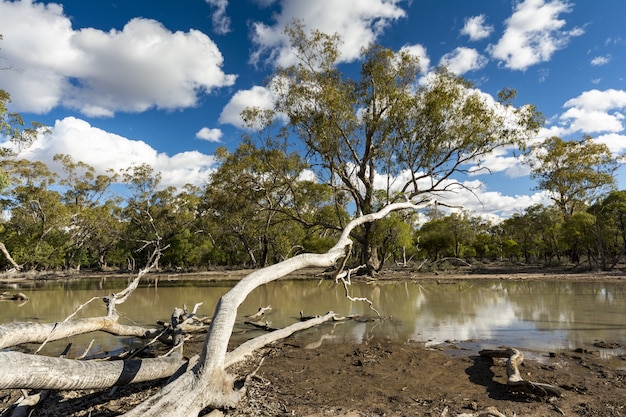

123,201,424,416
0,319,160,350
0,202,425,417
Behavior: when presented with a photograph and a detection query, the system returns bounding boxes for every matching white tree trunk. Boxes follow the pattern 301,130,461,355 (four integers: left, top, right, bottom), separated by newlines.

123,201,424,416
0,202,425,417
0,352,185,390
0,319,160,350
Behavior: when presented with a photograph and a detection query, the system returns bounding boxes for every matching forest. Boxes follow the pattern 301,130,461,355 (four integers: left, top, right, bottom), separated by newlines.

0,127,622,274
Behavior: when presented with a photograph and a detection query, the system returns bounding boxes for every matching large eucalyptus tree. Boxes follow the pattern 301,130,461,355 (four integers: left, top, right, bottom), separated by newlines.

245,22,544,273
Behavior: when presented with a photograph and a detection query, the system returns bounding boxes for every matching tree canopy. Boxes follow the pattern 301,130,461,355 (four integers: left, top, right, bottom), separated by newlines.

244,22,544,272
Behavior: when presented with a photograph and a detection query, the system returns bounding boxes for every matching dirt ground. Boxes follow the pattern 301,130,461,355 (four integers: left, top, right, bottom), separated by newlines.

1,267,626,416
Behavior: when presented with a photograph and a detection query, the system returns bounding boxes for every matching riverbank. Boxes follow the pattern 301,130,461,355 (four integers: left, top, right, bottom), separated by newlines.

5,335,624,416
1,266,625,416
2,261,625,285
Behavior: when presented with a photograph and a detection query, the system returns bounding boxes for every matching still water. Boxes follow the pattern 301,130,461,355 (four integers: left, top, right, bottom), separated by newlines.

1,278,625,357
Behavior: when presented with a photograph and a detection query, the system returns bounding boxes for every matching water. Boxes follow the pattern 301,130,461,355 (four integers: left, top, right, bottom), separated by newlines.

1,278,625,357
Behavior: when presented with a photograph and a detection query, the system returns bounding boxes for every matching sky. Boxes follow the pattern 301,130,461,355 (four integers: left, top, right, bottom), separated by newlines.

0,0,625,221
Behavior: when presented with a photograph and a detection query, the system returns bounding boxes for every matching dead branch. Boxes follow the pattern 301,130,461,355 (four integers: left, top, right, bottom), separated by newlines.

0,352,186,390
0,242,21,271
122,201,428,416
0,319,161,350
246,306,272,319
480,348,561,397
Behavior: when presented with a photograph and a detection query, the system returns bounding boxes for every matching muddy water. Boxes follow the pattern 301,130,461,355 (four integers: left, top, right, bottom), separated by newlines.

1,278,625,357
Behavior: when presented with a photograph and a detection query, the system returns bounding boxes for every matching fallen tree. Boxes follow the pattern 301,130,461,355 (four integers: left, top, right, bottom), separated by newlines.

0,200,427,416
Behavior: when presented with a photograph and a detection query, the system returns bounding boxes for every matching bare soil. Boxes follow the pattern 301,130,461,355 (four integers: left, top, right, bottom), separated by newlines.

2,266,626,416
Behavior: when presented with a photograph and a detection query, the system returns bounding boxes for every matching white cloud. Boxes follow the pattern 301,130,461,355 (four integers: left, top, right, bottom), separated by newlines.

439,47,488,75
0,1,236,116
13,117,217,189
370,167,547,220
196,127,223,142
219,85,276,128
595,133,626,154
249,0,406,67
400,44,431,72
590,55,611,66
488,0,583,70
559,108,624,134
461,15,494,41
205,0,231,35
555,89,626,135
563,89,626,112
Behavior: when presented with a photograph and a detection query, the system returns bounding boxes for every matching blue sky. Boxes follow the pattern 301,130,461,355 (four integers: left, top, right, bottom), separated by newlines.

0,0,625,220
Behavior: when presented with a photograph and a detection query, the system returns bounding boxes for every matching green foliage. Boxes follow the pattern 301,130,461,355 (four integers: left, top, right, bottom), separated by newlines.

246,22,543,270
529,136,617,217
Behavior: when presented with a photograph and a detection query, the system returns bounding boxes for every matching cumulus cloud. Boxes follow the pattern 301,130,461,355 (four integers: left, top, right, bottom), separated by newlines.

0,1,236,116
249,0,406,67
370,167,547,220
488,0,583,70
219,85,282,128
205,0,231,35
595,133,626,154
439,47,488,75
13,117,217,189
461,15,494,41
196,127,223,142
557,89,626,135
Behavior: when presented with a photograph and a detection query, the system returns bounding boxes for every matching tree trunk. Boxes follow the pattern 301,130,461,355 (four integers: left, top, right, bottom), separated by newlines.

0,202,426,417
0,319,160,350
0,241,20,271
0,352,186,390
360,222,381,274
123,201,424,416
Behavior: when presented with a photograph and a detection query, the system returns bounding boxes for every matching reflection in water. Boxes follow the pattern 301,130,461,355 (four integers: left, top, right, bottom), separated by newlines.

1,278,625,356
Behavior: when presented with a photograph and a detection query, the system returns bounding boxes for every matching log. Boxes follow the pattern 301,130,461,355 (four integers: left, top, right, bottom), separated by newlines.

0,351,186,390
0,319,161,350
122,201,428,416
479,348,561,397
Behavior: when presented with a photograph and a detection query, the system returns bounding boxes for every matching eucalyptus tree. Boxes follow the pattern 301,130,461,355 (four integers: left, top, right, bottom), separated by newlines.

245,22,543,273
120,163,164,269
1,159,68,268
416,218,455,260
121,164,207,270
204,141,333,267
0,89,46,269
53,154,120,269
562,211,597,268
588,190,626,268
529,135,618,218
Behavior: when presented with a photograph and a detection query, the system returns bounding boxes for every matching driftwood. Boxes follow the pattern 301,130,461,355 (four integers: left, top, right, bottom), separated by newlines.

0,201,428,417
121,201,428,416
479,348,562,397
245,305,272,319
0,292,28,301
